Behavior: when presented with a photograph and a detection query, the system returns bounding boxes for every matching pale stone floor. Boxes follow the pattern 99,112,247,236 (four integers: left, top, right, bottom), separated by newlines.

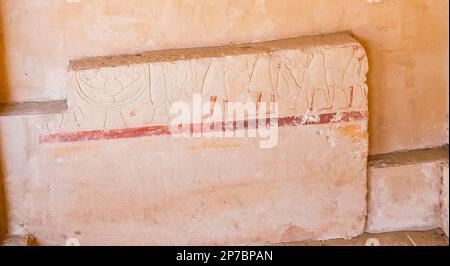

277,228,449,246
1,229,448,246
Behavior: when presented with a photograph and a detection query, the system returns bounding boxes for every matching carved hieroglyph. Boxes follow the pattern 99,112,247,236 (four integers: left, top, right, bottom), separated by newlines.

43,33,368,133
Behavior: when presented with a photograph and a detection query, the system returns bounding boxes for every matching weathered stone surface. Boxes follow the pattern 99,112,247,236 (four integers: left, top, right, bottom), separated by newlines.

26,123,366,245
2,0,448,156
442,163,449,237
4,33,369,245
41,33,368,133
367,148,448,233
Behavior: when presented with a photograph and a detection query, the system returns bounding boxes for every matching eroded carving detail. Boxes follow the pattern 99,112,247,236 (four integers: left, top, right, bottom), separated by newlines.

43,42,368,133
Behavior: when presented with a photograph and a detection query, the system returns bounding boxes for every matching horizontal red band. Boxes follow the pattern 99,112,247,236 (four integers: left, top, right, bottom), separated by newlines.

39,110,368,144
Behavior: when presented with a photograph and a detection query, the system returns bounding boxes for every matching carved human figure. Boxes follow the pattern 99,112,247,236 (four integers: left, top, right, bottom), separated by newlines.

201,59,228,116
354,46,369,106
202,59,227,99
150,63,171,123
342,46,368,107
284,50,313,112
226,55,254,104
249,54,275,110
324,47,355,108
271,51,303,114
163,60,202,120
302,49,331,110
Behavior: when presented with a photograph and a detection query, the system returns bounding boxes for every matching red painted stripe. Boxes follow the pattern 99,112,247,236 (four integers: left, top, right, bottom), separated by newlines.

39,110,367,144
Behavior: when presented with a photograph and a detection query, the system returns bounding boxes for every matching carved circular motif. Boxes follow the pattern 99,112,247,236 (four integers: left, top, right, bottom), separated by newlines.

75,65,148,109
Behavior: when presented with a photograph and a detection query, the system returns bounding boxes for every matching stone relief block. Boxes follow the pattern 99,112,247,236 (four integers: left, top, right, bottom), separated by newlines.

29,33,370,245
41,33,368,133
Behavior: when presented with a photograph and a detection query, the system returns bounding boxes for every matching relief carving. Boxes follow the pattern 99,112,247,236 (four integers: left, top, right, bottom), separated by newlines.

249,54,276,106
46,64,153,131
43,39,368,134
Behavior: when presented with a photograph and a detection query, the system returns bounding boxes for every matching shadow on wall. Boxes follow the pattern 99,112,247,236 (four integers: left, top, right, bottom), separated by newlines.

0,5,9,103
0,8,10,243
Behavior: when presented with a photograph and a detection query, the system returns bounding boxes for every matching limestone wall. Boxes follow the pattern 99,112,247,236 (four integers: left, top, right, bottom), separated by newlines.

0,0,448,245
1,0,448,154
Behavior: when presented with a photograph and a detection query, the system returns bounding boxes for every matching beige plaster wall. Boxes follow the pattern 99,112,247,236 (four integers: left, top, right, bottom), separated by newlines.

0,0,448,154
